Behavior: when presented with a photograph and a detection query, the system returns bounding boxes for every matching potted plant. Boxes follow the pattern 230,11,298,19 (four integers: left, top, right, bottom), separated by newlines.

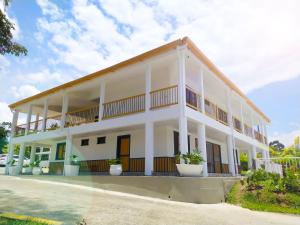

30,159,42,175
108,159,122,176
176,149,204,177
22,164,32,174
64,154,80,176
7,159,20,176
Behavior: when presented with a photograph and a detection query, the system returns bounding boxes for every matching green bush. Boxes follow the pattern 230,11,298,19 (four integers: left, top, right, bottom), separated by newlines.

283,169,300,192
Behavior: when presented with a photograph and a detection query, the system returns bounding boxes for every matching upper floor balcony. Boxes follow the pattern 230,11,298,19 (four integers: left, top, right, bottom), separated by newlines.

10,38,269,146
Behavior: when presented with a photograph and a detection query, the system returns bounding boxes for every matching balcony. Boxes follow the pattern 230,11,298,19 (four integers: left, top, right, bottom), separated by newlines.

244,124,253,138
150,85,178,109
233,117,242,133
204,99,228,125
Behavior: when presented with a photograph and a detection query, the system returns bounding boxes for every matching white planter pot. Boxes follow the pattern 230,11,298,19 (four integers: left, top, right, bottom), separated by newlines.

109,164,122,176
176,164,203,177
22,167,32,174
8,166,20,176
64,165,80,176
32,167,42,175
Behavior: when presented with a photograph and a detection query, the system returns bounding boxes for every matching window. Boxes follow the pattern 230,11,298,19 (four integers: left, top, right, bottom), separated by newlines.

35,147,41,153
195,138,198,149
97,136,106,144
81,139,89,146
43,147,50,152
55,143,66,160
41,154,49,161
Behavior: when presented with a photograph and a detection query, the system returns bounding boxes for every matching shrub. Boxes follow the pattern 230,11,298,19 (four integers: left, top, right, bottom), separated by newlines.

181,149,204,165
108,158,120,165
283,169,300,193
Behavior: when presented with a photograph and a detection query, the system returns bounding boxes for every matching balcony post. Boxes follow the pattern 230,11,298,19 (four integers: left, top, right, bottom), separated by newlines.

25,104,33,135
145,122,154,175
250,112,255,138
34,114,40,131
99,82,106,121
177,46,188,155
251,145,257,169
199,65,205,113
18,143,26,173
64,134,73,167
5,110,18,174
60,94,69,129
197,123,208,176
240,102,245,134
42,99,48,131
145,64,151,112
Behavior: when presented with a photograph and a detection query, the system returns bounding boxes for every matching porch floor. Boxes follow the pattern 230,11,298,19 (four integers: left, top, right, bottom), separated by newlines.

18,175,240,204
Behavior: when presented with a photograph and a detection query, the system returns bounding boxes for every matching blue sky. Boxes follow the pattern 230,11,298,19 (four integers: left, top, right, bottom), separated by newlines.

0,0,299,145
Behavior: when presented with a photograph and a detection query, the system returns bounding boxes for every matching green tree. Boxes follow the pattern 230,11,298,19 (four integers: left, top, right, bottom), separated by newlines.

0,1,27,56
0,122,11,153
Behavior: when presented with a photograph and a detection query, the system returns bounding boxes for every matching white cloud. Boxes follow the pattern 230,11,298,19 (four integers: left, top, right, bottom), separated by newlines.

34,0,300,93
11,85,40,100
270,129,300,147
0,102,12,123
36,0,63,19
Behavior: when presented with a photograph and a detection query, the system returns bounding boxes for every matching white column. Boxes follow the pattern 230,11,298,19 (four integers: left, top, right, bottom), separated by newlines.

34,114,40,131
60,94,69,129
64,135,73,166
99,82,106,121
199,66,205,113
177,46,188,155
42,99,48,131
5,110,18,174
227,135,236,175
248,149,253,169
250,112,255,138
25,105,33,135
29,144,36,165
262,149,267,159
197,123,208,176
145,64,151,112
18,143,26,171
240,102,245,134
145,122,154,175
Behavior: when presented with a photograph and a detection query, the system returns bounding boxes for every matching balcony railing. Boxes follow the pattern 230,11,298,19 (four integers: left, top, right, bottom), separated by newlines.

15,124,26,136
233,117,242,132
217,107,228,125
244,124,253,138
186,86,201,111
103,94,145,119
45,115,61,131
254,130,264,143
66,105,99,127
150,85,178,109
204,99,217,119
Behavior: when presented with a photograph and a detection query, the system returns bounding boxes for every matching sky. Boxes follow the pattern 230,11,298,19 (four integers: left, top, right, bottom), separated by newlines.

0,0,299,146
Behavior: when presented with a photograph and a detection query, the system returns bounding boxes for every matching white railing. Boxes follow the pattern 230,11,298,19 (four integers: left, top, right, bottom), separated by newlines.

256,158,283,177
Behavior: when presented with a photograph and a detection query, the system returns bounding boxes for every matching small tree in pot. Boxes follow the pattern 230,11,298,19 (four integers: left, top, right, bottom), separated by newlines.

176,149,205,177
7,159,19,176
30,159,42,175
64,154,80,176
108,158,122,176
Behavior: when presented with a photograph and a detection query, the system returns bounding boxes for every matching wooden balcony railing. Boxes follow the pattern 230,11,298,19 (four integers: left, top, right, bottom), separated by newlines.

45,115,61,131
15,124,26,136
150,85,178,109
264,136,268,145
244,124,253,138
66,105,99,127
217,107,228,125
102,94,145,119
254,130,263,143
233,117,242,132
186,86,201,111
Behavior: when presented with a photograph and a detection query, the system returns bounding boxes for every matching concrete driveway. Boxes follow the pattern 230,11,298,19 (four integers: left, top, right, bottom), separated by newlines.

0,176,299,225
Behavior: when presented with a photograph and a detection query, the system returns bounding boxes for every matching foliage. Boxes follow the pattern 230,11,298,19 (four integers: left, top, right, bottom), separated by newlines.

0,9,27,56
0,122,10,153
108,158,120,165
30,159,41,168
7,159,15,166
179,149,204,165
70,154,80,166
269,140,285,152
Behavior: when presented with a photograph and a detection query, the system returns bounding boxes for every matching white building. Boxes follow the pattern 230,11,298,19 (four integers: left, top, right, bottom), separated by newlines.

7,37,270,176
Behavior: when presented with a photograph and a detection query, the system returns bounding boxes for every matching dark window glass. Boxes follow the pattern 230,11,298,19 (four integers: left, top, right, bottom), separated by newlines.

43,148,50,152
36,147,41,153
41,154,49,161
97,136,106,144
81,139,89,146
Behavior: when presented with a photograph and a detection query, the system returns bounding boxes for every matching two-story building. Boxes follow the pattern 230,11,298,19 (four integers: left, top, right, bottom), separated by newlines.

6,37,270,176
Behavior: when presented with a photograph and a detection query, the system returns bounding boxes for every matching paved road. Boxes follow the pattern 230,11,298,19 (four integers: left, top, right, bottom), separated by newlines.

0,176,299,225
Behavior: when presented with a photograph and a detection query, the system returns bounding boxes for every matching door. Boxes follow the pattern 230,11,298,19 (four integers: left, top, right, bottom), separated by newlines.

117,135,130,172
55,142,66,160
206,142,222,173
213,144,222,173
173,131,191,155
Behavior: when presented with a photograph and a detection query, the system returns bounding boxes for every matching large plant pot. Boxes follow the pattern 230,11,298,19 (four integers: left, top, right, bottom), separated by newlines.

64,165,80,176
8,166,20,176
32,167,42,175
22,167,32,174
176,164,203,177
109,164,122,176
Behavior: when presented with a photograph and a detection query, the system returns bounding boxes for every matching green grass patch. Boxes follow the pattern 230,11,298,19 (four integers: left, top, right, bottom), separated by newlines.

227,182,300,215
0,213,61,225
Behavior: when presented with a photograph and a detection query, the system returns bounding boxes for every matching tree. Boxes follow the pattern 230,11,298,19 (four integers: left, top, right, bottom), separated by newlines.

0,122,10,153
0,1,27,56
269,140,285,152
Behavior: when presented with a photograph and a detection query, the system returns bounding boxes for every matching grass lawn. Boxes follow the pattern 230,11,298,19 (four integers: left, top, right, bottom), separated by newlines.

0,213,61,225
227,182,300,215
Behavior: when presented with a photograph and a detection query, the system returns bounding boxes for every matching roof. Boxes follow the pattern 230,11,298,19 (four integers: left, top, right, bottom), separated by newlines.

9,37,270,123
